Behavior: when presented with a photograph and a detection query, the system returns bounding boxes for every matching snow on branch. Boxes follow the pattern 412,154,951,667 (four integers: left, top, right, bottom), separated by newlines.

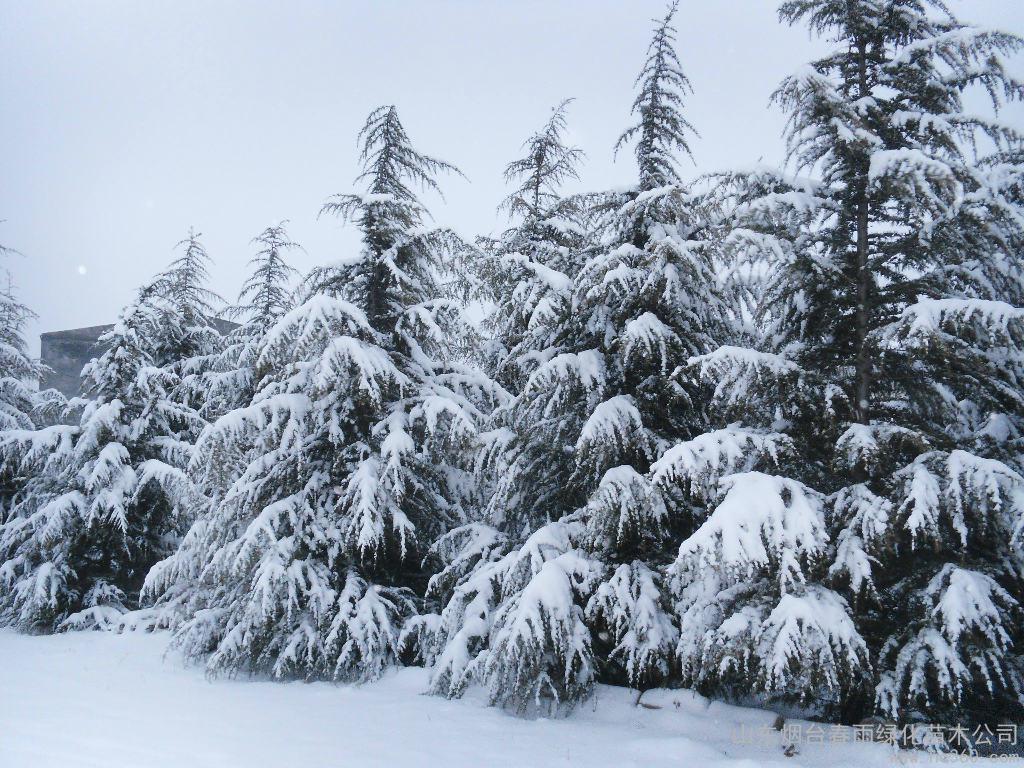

483,549,600,714
585,561,677,689
651,427,791,504
672,472,826,593
829,484,891,596
886,298,1024,347
317,337,409,402
622,312,682,375
835,423,927,472
896,450,1024,547
259,294,373,367
0,425,76,475
586,465,666,550
428,520,600,713
576,395,647,470
877,565,1020,718
522,350,606,399
326,570,415,683
687,346,799,408
755,586,869,700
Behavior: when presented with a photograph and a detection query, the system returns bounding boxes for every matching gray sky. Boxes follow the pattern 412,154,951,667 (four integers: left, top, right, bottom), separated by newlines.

3,0,1022,355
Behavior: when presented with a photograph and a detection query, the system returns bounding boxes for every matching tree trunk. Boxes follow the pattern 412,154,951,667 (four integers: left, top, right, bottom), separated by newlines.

853,38,872,425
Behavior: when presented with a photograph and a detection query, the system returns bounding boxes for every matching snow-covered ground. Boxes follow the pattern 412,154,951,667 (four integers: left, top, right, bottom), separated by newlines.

0,628,928,768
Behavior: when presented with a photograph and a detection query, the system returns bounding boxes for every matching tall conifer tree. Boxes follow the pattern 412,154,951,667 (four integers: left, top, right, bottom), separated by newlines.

145,107,490,681
203,222,301,419
0,238,58,523
426,101,596,712
703,0,1024,726
0,233,220,631
429,3,733,711
0,241,45,434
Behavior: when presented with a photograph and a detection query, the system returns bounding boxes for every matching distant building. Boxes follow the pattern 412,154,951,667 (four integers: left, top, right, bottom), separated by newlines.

40,318,237,397
39,324,114,397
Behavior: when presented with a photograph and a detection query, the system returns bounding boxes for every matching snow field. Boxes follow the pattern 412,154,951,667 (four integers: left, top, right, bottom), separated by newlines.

0,628,907,768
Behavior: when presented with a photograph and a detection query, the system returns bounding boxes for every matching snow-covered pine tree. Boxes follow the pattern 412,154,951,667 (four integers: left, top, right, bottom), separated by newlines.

428,2,733,711
0,241,45,434
203,222,300,419
421,515,597,706
573,0,731,694
479,99,585,393
643,165,873,716
144,106,492,681
0,238,58,522
0,274,204,631
137,226,298,625
704,0,1024,726
135,228,298,627
420,102,602,714
159,229,226,416
474,100,588,537
664,461,869,716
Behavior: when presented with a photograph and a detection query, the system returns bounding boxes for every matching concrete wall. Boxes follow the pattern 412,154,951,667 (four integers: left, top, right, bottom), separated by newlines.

39,324,113,397
39,317,238,397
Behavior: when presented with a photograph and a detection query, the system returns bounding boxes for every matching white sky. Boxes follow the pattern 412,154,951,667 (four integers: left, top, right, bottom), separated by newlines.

2,0,1022,354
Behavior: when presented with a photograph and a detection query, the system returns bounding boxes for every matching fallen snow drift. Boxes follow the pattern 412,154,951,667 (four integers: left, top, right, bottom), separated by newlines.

0,629,901,768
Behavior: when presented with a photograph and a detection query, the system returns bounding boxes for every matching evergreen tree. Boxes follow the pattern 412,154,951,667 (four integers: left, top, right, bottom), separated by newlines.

613,0,694,190
426,516,602,713
203,222,301,419
417,101,599,714
161,230,226,415
140,225,300,627
0,276,204,631
0,241,45,434
704,0,1024,726
429,2,731,711
0,238,62,526
566,0,728,694
145,106,491,681
477,100,588,536
663,454,869,715
480,99,585,393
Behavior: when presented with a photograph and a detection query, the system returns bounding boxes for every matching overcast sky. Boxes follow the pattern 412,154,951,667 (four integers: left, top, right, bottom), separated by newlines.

3,0,1022,355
